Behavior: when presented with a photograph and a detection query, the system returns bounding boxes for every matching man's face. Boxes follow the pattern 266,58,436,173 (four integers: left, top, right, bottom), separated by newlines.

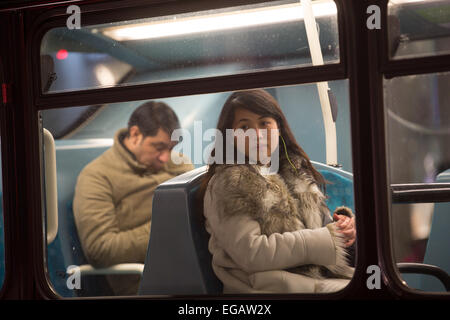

129,127,177,171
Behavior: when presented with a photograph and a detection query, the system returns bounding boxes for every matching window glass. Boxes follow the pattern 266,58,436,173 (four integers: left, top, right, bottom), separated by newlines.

40,0,339,93
42,79,355,297
388,0,450,59
384,71,450,292
384,71,450,184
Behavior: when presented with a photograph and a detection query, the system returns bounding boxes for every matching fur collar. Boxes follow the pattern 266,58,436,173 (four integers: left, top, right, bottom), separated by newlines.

213,153,329,234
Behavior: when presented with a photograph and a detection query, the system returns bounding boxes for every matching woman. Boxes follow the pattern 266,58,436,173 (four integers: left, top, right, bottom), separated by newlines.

199,89,356,293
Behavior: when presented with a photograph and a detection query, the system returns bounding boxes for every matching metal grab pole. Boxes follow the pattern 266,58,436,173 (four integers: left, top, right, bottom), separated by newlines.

301,0,338,166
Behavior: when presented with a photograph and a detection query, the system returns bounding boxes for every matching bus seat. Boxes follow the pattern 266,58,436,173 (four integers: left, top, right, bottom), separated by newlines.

319,170,355,215
400,169,450,292
47,139,112,296
139,163,354,295
312,161,355,215
61,200,115,296
139,166,222,295
420,169,450,291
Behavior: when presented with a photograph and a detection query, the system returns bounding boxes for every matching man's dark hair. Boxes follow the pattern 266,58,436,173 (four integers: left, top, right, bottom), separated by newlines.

127,101,180,138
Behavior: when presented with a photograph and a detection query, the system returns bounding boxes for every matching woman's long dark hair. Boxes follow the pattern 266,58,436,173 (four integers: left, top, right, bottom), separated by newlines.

197,89,327,214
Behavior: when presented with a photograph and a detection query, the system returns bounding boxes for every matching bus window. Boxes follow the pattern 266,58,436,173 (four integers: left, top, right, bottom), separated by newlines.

388,0,450,59
41,80,356,297
40,0,339,94
384,71,450,292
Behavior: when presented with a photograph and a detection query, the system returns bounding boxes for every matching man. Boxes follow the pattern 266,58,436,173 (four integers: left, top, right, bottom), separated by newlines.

73,101,194,295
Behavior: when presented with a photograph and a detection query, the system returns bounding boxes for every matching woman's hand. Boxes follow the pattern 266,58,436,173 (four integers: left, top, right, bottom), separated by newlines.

333,213,356,247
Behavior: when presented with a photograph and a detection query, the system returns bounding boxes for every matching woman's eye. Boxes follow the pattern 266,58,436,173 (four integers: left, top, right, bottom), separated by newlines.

240,125,249,130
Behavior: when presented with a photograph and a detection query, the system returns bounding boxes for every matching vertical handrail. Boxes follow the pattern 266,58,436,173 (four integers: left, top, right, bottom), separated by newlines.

43,129,58,244
301,0,338,166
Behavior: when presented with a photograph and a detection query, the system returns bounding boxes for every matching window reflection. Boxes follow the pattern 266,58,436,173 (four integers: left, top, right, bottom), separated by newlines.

40,0,340,93
389,0,450,59
384,71,450,184
385,71,450,292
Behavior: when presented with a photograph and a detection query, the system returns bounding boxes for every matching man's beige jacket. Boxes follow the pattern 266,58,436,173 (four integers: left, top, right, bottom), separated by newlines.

73,128,194,295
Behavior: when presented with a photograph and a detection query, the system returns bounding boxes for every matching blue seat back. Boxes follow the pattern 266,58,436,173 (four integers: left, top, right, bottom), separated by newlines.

320,171,355,215
312,161,355,215
139,166,222,295
419,169,450,291
139,163,354,295
400,169,450,292
47,139,112,296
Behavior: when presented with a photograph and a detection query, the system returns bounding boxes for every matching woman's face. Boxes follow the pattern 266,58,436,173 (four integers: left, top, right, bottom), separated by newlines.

231,107,279,163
